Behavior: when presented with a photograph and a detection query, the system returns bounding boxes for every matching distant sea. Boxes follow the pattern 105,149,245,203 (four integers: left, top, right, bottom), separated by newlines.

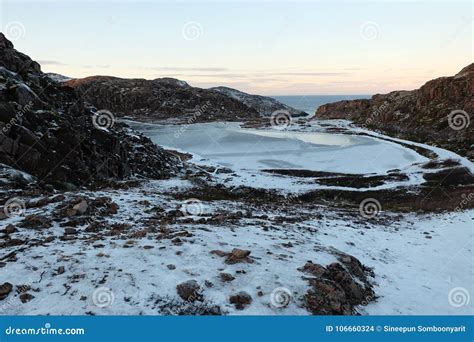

272,95,371,116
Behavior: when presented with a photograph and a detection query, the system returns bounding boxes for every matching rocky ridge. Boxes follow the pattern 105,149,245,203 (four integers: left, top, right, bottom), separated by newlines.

315,64,474,160
65,76,261,123
65,77,306,123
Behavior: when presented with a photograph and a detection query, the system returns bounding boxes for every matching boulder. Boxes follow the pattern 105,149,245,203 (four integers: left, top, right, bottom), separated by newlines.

219,273,235,282
229,291,252,310
176,280,202,302
225,248,253,264
299,256,375,315
0,282,13,300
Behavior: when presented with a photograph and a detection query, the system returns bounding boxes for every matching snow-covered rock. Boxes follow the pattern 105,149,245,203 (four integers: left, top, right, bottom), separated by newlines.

46,72,74,83
211,86,308,117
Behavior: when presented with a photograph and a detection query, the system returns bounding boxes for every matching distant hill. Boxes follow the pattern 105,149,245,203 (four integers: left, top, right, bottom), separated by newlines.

211,86,307,117
65,77,306,123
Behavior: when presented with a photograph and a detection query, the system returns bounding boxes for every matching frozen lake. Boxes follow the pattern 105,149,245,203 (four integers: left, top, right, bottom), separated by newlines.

130,122,427,174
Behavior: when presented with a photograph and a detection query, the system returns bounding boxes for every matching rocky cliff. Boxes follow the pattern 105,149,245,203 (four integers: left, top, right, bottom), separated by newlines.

315,64,474,160
65,77,305,122
0,33,179,189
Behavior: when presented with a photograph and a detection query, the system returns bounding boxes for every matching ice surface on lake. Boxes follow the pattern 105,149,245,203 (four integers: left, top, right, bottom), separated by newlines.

135,122,426,174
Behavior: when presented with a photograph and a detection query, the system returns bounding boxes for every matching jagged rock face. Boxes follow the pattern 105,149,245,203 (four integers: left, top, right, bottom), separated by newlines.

0,37,41,78
0,33,179,188
210,86,308,117
315,64,474,160
66,76,262,122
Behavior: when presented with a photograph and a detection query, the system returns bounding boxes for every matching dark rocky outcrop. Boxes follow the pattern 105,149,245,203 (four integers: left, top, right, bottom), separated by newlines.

315,64,474,160
0,33,180,188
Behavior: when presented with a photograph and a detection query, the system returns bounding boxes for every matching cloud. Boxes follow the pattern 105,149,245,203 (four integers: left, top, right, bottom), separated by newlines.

145,66,229,72
270,72,351,76
162,73,247,78
37,60,65,65
158,71,351,79
82,64,111,69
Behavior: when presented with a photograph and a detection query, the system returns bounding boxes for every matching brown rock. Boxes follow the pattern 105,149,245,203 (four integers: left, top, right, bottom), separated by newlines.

305,278,350,315
4,224,17,234
298,261,327,277
298,256,375,315
65,208,77,217
19,293,35,303
176,280,202,302
0,282,13,300
229,291,252,310
225,248,253,264
18,215,52,229
72,200,88,214
0,238,24,247
219,273,235,282
64,227,77,235
230,248,250,259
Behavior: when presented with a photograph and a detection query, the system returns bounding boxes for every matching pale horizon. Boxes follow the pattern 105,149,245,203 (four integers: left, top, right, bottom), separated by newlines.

1,0,472,95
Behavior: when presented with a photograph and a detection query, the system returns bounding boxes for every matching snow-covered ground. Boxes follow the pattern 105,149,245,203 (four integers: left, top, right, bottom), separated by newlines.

0,179,472,315
313,210,473,315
